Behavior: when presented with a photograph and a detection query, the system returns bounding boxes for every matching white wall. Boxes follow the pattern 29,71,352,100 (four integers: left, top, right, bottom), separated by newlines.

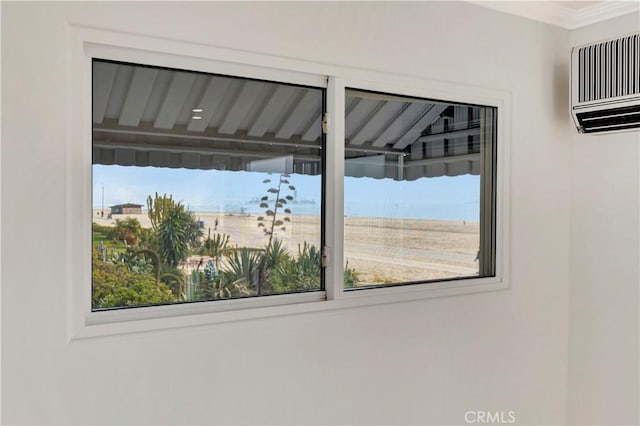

1,2,571,424
568,13,640,426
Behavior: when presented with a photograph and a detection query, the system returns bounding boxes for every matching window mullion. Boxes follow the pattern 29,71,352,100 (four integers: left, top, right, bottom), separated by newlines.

324,77,346,301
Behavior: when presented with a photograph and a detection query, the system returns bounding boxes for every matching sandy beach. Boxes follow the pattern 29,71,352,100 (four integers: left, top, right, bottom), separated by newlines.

94,210,480,284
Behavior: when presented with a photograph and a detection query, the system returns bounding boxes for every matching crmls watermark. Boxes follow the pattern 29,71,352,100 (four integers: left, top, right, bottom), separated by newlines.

465,410,516,424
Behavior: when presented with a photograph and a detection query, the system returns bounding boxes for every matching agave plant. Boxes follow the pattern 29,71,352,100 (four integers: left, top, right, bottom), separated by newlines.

255,174,296,294
264,238,289,269
296,242,321,277
126,248,161,281
256,174,295,254
224,247,261,291
200,275,253,300
291,242,322,291
267,242,320,293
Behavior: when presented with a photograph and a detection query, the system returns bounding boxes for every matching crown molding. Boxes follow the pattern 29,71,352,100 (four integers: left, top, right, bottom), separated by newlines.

469,1,639,30
570,1,640,29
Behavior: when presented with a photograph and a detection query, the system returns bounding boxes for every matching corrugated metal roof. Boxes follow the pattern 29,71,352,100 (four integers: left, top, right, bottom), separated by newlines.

92,60,485,180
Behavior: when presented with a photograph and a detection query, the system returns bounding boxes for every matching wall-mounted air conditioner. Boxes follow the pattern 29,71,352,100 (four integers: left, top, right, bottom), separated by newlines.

571,33,640,134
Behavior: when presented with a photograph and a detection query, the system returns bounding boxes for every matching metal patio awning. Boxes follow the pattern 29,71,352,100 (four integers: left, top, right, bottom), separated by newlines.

92,60,485,180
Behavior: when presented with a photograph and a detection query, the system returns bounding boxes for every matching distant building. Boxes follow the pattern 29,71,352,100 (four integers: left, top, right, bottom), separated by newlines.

110,203,143,215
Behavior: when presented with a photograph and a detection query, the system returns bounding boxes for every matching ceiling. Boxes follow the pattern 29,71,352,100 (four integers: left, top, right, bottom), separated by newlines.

470,1,639,29
552,1,604,11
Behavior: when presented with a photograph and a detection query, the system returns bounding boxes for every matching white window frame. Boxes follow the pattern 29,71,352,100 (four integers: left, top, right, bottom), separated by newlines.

67,26,511,340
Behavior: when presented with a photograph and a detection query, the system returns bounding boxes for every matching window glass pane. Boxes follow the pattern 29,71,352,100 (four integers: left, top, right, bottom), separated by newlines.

343,89,496,289
92,59,324,310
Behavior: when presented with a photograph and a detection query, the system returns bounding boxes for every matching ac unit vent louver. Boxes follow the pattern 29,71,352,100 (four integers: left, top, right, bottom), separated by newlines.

571,33,640,134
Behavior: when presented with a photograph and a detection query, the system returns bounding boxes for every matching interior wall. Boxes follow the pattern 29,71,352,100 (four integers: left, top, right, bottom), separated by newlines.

568,13,640,426
1,2,571,424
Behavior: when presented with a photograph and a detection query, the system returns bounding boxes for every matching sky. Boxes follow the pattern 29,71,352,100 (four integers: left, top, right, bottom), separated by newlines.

93,165,481,221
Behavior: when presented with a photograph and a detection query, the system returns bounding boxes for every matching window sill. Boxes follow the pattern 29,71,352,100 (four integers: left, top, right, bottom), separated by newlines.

70,276,508,340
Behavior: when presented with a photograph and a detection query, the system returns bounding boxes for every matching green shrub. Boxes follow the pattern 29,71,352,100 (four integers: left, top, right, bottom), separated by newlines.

92,250,175,309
